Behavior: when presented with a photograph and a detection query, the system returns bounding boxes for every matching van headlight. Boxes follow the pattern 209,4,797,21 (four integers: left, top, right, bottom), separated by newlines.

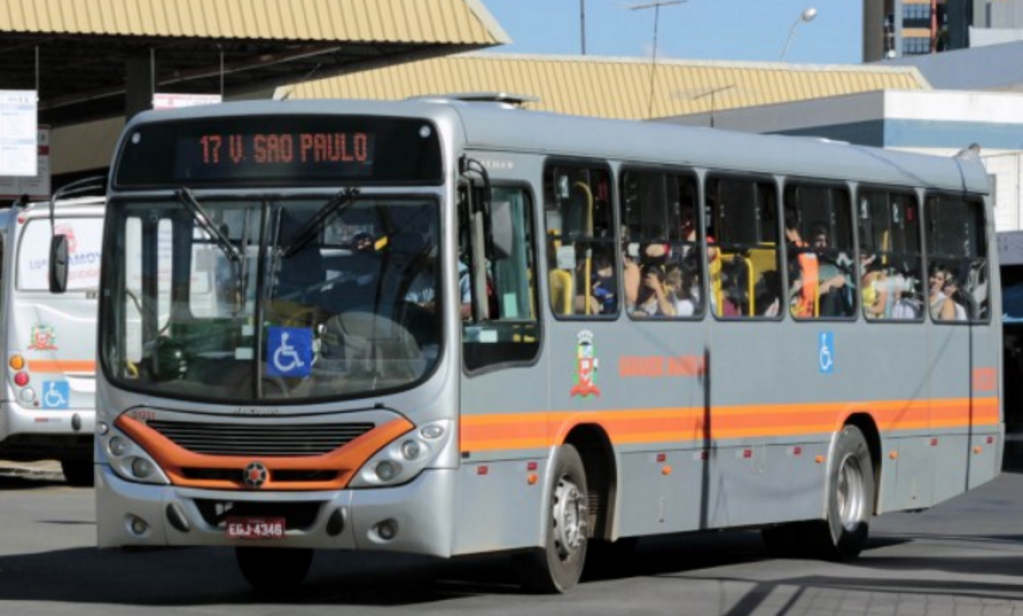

100,423,170,486
349,419,453,488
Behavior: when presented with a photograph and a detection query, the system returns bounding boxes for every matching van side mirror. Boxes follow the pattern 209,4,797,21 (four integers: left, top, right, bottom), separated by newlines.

49,234,69,294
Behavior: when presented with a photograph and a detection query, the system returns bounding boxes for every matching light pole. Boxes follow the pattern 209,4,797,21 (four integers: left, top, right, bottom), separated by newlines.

580,0,586,55
629,0,685,119
780,7,817,61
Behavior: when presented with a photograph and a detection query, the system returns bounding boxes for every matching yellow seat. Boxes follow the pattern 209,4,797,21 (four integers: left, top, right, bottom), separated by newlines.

549,269,574,316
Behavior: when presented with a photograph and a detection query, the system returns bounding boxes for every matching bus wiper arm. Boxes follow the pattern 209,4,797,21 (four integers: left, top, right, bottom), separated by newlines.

176,187,242,264
280,187,361,258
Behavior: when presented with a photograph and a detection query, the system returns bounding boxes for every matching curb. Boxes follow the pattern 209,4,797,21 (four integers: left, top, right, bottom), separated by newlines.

0,460,63,479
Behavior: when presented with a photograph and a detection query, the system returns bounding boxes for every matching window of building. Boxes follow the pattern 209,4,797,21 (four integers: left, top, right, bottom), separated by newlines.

544,163,617,318
705,175,781,319
460,185,541,371
925,194,989,322
620,169,703,319
858,189,924,321
783,183,857,319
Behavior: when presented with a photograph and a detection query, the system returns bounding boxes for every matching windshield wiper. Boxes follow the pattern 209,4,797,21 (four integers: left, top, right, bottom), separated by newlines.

278,187,361,258
176,187,242,265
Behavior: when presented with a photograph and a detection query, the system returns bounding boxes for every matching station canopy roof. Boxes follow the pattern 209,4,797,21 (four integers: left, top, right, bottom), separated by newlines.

0,0,509,126
287,52,932,120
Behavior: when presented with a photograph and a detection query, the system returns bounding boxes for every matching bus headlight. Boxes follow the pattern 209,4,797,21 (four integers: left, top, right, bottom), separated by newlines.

350,419,452,488
100,424,170,486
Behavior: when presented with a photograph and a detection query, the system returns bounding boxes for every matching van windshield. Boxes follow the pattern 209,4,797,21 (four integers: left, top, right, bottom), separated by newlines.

99,195,442,403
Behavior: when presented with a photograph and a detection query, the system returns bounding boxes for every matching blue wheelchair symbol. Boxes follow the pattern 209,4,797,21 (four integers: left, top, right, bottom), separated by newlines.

42,381,70,409
818,331,835,375
267,327,312,377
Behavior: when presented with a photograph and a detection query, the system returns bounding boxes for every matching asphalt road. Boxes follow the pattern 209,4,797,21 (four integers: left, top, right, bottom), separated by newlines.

3,464,1023,616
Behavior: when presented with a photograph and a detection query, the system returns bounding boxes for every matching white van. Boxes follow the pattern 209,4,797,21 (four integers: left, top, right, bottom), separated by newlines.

0,195,104,486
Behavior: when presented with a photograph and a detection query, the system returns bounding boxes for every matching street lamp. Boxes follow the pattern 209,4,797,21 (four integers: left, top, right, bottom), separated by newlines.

780,7,817,61
629,0,686,118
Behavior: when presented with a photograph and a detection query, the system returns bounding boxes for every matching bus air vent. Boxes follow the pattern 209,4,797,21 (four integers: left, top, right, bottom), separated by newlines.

145,420,375,457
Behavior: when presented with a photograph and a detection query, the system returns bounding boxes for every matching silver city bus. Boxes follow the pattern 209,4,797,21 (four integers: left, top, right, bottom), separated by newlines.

1,189,105,486
91,98,1001,593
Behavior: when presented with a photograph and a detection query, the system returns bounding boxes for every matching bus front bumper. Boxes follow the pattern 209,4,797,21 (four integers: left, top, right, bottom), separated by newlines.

95,464,457,557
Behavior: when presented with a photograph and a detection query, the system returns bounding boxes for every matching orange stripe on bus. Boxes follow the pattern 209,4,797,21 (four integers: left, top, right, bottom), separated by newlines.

28,360,96,373
116,415,413,491
460,397,1000,452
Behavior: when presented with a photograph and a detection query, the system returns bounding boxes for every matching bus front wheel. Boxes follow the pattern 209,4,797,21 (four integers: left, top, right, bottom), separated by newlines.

235,547,313,594
514,443,589,593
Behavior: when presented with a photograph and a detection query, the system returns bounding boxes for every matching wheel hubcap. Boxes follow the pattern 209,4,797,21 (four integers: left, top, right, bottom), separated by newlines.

552,475,587,560
836,452,865,530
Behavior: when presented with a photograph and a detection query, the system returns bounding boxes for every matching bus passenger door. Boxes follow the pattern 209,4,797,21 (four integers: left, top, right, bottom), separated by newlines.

454,180,549,554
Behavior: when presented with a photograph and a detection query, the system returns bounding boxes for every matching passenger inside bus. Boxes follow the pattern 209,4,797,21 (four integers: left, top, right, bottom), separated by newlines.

785,216,818,318
809,225,852,317
942,273,969,321
630,261,675,318
861,255,921,320
665,263,699,316
929,264,957,321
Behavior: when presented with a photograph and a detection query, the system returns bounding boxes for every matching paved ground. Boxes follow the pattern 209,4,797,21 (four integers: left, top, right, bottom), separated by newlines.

4,461,1023,615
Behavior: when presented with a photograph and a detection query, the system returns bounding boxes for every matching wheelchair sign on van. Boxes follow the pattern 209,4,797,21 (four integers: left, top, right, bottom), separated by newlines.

42,381,71,409
267,327,312,378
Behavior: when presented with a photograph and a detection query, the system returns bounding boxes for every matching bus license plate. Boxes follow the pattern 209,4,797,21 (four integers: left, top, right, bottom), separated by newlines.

226,517,285,539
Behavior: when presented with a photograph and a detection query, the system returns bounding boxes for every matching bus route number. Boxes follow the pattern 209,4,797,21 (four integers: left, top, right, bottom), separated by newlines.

226,517,286,539
198,132,371,166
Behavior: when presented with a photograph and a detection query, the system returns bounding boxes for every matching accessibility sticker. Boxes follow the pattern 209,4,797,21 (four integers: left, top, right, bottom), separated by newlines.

42,381,70,409
267,326,312,378
818,331,835,375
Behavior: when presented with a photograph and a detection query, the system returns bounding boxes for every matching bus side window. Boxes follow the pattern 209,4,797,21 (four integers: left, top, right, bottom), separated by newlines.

858,190,924,321
783,182,856,319
706,175,781,319
925,194,988,322
543,163,617,318
461,185,540,372
620,168,703,319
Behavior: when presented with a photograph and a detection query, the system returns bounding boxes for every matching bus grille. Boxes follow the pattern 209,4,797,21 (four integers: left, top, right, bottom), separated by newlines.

145,420,376,457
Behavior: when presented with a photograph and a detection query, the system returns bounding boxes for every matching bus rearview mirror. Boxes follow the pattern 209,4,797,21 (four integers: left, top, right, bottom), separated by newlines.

49,234,69,294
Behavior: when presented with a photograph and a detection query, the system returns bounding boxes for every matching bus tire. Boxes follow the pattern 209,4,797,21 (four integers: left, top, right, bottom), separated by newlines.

60,459,94,487
813,425,875,560
235,547,313,594
514,443,589,593
760,523,807,558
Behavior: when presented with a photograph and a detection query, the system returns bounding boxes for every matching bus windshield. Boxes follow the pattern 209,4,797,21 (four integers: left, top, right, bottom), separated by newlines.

100,194,441,403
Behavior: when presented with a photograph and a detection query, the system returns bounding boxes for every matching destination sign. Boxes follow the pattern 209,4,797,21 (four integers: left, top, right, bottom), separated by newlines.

114,115,442,187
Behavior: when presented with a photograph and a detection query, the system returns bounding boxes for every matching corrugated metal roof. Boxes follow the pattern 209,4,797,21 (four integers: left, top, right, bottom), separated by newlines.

288,53,931,120
0,0,509,44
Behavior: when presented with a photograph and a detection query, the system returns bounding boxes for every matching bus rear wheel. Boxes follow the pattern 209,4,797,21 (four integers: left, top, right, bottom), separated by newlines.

235,547,313,594
819,425,874,559
514,443,589,593
60,459,94,487
761,426,874,561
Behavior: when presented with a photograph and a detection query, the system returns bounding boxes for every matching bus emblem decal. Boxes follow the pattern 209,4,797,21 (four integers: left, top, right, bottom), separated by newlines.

570,330,601,398
243,462,269,489
28,323,58,351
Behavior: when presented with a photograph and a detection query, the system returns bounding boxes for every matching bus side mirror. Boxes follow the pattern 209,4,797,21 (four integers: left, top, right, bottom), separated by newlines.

49,234,69,294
